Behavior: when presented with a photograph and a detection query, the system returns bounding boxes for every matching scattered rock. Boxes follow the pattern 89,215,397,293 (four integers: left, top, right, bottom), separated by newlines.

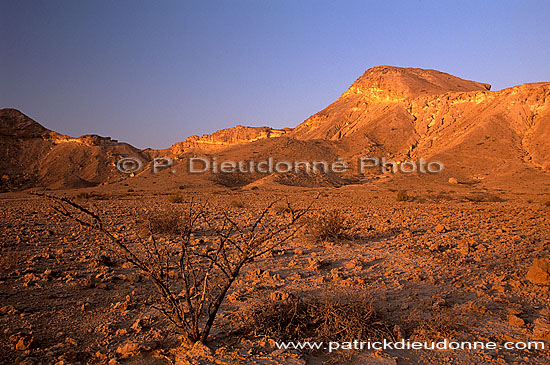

115,341,150,358
507,314,525,326
435,224,448,233
0,305,17,315
533,317,550,340
448,177,459,184
131,318,143,333
270,291,290,301
526,258,550,285
15,334,36,351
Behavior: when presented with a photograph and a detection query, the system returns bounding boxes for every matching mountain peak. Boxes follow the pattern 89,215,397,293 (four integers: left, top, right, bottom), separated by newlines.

0,108,51,138
342,66,491,100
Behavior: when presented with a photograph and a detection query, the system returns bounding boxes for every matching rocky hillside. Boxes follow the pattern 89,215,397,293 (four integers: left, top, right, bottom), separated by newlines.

169,125,290,156
0,109,146,190
1,66,549,190
287,66,549,181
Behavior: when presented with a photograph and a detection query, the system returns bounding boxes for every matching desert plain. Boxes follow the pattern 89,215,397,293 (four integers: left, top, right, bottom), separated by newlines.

1,66,550,364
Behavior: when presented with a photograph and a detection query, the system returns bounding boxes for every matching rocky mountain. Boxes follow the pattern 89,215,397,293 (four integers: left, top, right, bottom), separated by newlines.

169,125,290,156
286,66,549,183
1,65,549,190
0,108,146,190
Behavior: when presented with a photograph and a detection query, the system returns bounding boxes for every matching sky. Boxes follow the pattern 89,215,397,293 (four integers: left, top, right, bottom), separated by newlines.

1,0,549,149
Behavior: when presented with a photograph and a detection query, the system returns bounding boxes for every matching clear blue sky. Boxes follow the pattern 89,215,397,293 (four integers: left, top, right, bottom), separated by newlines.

1,0,548,149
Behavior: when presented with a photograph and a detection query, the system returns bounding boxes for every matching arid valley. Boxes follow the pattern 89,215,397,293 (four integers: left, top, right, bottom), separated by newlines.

1,65,550,364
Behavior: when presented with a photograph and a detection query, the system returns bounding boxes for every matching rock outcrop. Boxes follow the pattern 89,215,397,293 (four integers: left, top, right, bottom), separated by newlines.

170,125,290,155
1,65,549,189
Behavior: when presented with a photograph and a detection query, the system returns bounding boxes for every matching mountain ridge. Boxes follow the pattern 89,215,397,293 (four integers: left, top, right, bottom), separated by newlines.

1,66,549,190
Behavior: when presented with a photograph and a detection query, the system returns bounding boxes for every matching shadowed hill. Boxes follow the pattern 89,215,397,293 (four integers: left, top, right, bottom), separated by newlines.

0,109,147,190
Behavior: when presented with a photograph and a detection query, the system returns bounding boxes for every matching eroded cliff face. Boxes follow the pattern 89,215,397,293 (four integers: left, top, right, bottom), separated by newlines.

291,66,493,141
169,125,290,155
0,109,144,189
287,66,550,175
2,66,549,190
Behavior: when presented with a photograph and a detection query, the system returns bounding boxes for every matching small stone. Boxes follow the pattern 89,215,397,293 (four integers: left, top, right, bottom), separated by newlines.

131,319,143,333
270,291,290,301
533,318,550,340
15,335,35,351
448,177,459,184
508,314,525,326
0,305,17,315
526,258,550,285
116,342,149,358
435,224,448,233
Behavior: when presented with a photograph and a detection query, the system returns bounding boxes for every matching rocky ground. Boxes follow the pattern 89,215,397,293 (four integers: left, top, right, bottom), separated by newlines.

1,182,550,364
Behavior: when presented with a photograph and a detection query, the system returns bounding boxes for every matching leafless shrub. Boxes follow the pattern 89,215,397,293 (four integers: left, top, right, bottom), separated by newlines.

36,193,315,346
273,203,291,214
75,192,92,200
395,190,409,202
465,192,505,202
0,249,19,274
406,308,458,341
310,209,349,241
167,193,184,204
136,208,184,236
231,289,391,348
229,199,244,208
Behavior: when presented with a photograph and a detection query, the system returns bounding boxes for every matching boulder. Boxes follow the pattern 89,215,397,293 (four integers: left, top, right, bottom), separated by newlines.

526,258,550,285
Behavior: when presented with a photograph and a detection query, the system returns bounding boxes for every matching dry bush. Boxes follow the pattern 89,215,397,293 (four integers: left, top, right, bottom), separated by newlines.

395,190,409,202
406,308,458,341
465,192,504,202
427,191,456,202
273,203,291,214
75,192,91,200
231,290,391,347
37,193,314,346
167,193,184,204
136,208,185,236
310,209,349,241
229,199,244,208
0,249,19,274
75,191,108,200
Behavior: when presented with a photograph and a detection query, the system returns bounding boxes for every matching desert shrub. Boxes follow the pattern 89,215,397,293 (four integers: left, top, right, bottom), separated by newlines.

38,193,314,346
166,193,184,204
137,209,184,236
465,192,504,202
273,203,291,214
75,192,91,200
310,209,348,241
406,308,458,341
395,190,409,202
229,199,244,208
232,290,390,347
0,249,20,274
75,191,108,200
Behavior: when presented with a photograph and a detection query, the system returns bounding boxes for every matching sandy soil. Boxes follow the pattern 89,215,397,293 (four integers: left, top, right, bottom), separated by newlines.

1,181,550,364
